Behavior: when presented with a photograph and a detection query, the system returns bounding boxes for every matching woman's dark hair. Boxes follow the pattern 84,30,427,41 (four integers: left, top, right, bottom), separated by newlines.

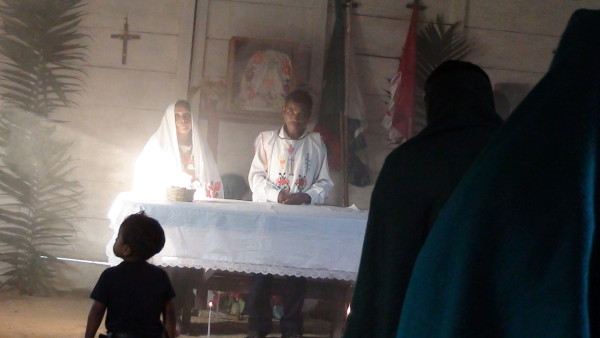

119,211,165,260
284,89,313,117
423,60,496,124
425,60,491,90
174,99,191,112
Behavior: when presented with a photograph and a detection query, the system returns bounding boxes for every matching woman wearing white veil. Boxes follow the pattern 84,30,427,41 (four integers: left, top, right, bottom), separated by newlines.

133,99,223,200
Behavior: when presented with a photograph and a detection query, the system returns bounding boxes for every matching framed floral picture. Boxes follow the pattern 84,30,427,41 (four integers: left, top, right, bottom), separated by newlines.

226,37,299,118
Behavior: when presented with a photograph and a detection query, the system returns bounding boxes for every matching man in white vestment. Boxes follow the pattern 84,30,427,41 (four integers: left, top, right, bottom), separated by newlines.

247,89,333,338
248,91,333,205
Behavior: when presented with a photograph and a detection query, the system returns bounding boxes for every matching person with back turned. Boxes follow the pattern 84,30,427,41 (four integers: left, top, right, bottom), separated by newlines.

345,60,503,337
396,9,600,337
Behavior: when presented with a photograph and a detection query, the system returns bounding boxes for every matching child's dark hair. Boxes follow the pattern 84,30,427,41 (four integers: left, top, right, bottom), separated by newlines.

119,211,165,260
285,89,313,117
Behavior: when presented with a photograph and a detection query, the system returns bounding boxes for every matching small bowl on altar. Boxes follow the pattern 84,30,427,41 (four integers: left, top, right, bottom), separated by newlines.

166,187,195,202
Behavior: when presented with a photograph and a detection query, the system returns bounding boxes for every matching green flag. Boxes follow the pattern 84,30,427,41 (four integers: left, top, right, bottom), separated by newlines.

317,0,370,187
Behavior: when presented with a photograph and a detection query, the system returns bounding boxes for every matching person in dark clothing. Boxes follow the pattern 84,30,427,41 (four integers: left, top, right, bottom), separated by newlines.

247,274,307,338
85,212,176,338
163,266,204,335
344,60,503,338
396,9,600,338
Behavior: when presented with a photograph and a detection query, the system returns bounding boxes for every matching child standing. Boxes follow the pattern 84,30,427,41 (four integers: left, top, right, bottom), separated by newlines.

85,211,177,338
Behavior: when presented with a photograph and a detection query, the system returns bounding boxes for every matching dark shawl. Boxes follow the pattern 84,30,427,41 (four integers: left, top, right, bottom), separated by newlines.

344,61,503,338
397,9,600,338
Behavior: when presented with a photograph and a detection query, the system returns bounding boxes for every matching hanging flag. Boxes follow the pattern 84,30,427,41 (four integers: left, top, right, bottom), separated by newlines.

344,0,370,188
383,2,419,143
316,0,370,188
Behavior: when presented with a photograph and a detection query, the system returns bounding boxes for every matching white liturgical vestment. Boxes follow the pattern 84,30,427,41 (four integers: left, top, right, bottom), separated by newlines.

249,127,333,204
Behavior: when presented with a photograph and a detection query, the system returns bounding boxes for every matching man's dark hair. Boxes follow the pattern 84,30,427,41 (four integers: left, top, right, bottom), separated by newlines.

285,89,313,117
174,99,191,111
120,211,165,260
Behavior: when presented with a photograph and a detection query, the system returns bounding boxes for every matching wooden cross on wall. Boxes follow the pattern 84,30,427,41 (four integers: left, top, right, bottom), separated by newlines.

111,16,140,65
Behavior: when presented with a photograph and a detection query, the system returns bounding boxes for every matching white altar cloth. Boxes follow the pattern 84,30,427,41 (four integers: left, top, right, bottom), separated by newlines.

106,192,368,281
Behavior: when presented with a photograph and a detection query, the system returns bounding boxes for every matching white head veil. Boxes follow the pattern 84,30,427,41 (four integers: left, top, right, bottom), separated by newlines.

133,100,223,199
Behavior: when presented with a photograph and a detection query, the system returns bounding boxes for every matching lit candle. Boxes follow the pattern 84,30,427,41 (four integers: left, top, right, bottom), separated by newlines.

208,301,213,337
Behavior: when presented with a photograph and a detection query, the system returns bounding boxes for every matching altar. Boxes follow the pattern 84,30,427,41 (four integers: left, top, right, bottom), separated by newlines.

106,192,368,336
107,192,369,281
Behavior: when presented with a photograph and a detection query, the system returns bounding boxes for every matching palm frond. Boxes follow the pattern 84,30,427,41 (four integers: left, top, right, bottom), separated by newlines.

415,15,471,86
0,0,89,118
409,15,472,132
0,109,83,295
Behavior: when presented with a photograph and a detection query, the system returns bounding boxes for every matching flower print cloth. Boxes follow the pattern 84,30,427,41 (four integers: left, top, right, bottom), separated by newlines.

237,50,292,112
248,127,333,204
133,100,223,200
